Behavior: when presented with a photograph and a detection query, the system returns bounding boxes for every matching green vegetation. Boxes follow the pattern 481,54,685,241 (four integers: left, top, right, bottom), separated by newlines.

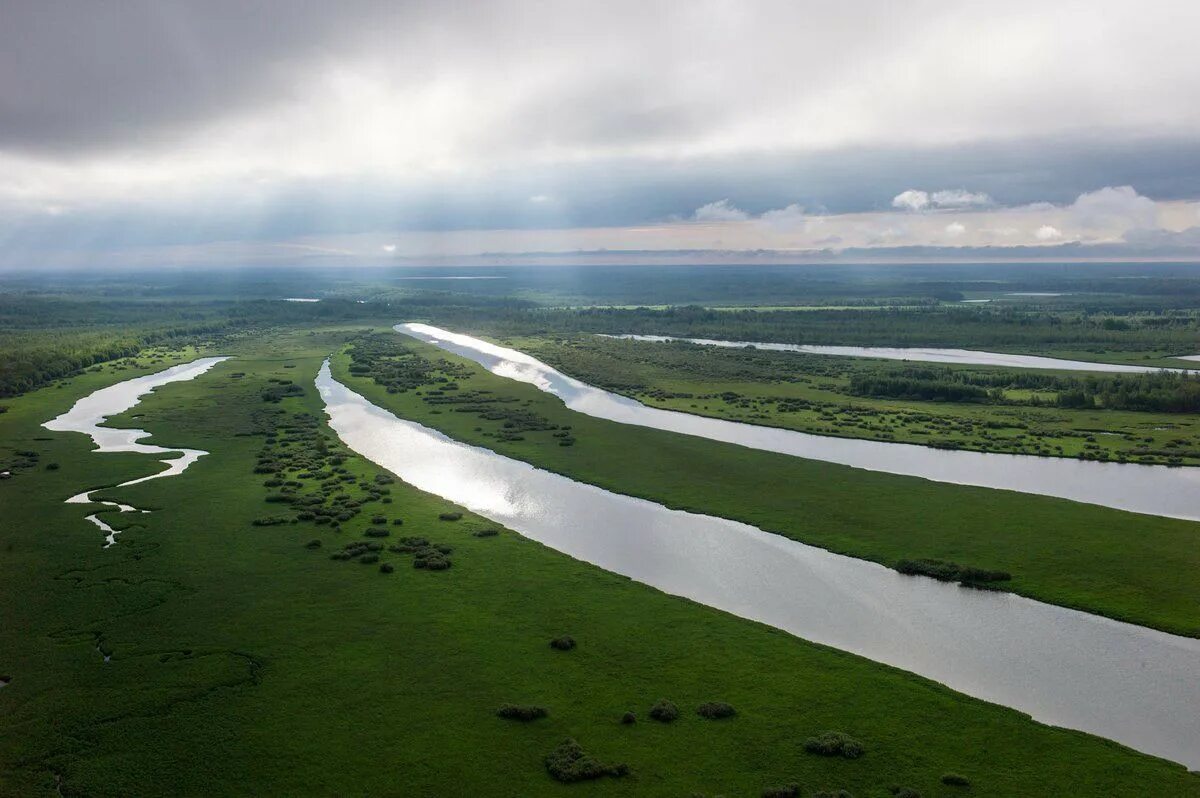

337,335,1200,636
5,267,1200,794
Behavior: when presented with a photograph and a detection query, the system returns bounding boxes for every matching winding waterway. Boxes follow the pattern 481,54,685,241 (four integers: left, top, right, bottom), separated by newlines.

317,361,1200,768
43,357,228,546
605,333,1187,373
399,323,1200,521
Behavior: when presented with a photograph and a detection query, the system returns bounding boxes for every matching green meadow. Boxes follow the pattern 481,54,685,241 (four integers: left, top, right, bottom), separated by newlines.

0,326,1196,795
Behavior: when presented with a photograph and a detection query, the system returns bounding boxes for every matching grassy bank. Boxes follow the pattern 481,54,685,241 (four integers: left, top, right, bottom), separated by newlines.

0,326,1196,795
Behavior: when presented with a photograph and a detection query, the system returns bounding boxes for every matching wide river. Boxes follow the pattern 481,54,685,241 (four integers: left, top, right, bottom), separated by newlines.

607,333,1193,373
399,323,1200,521
317,361,1200,767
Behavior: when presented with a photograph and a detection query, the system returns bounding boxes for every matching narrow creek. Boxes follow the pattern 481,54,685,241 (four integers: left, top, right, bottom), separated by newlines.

604,333,1193,372
317,360,1200,768
43,357,228,546
398,323,1200,521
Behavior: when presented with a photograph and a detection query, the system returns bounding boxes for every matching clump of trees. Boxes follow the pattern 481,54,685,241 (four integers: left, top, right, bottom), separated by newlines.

544,738,628,783
649,699,679,723
496,704,547,721
804,731,865,759
895,558,1011,586
549,635,576,651
696,701,736,719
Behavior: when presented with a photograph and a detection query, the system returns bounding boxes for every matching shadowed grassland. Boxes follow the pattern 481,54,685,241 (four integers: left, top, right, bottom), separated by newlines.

0,326,1196,795
335,332,1200,637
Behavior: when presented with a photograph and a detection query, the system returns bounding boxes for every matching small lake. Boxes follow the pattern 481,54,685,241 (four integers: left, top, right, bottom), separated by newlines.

317,361,1200,767
398,324,1200,521
606,333,1183,373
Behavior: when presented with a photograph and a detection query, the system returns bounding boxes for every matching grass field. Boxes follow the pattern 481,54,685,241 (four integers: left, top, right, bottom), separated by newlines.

334,331,1200,638
0,325,1197,795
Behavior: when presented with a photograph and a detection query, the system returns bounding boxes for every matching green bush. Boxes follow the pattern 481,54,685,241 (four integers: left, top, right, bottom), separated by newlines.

696,701,736,719
496,704,547,721
371,515,387,524
364,527,390,538
304,539,322,549
895,558,1011,586
379,562,394,574
472,528,499,537
812,791,854,798
620,711,636,725
359,554,379,564
438,511,463,521
649,699,679,723
804,731,864,759
544,738,628,783
391,518,404,525
761,784,799,798
549,635,576,651
889,788,921,798
941,773,970,787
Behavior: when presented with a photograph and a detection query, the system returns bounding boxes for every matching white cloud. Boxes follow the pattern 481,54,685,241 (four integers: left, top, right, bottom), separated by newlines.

931,189,993,208
529,194,553,203
693,199,749,222
892,190,930,211
945,222,966,237
1067,185,1158,230
381,244,397,253
759,203,807,229
1035,225,1063,240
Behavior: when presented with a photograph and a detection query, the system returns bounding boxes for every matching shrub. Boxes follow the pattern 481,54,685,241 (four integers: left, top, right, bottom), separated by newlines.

359,554,379,564
895,558,1011,586
251,516,291,526
438,511,463,521
761,784,799,798
472,528,499,537
416,554,451,570
620,711,636,725
812,792,854,798
544,738,628,783
391,518,404,525
304,539,322,549
941,773,970,787
649,699,679,723
496,704,547,721
889,789,921,798
379,562,394,574
696,701,736,719
364,527,390,538
370,515,387,524
804,731,864,759
549,635,576,651
45,463,60,471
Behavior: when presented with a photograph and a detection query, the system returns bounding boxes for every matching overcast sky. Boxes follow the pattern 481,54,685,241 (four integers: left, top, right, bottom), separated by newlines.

3,0,1200,268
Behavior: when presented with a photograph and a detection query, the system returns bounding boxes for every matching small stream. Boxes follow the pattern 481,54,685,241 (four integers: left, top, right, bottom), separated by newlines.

43,358,228,546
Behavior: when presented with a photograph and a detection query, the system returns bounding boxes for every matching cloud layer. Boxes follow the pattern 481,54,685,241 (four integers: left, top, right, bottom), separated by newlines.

2,2,1200,266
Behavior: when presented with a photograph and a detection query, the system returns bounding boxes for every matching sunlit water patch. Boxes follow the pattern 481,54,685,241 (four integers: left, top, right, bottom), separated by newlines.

317,361,1200,767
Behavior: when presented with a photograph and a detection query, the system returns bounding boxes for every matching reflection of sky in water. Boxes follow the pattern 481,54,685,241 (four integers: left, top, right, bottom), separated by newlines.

319,361,1200,768
398,323,1200,522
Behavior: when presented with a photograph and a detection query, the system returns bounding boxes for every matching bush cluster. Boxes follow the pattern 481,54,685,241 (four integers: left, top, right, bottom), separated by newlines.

804,731,864,759
696,701,736,719
544,738,628,783
895,558,1011,586
549,635,576,651
649,699,679,723
496,704,547,721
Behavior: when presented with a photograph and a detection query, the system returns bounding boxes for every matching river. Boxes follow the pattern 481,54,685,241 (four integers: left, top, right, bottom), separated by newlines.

397,323,1200,521
317,360,1200,768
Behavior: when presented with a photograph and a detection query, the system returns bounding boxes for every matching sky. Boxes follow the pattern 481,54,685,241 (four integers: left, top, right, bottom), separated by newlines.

3,0,1200,268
